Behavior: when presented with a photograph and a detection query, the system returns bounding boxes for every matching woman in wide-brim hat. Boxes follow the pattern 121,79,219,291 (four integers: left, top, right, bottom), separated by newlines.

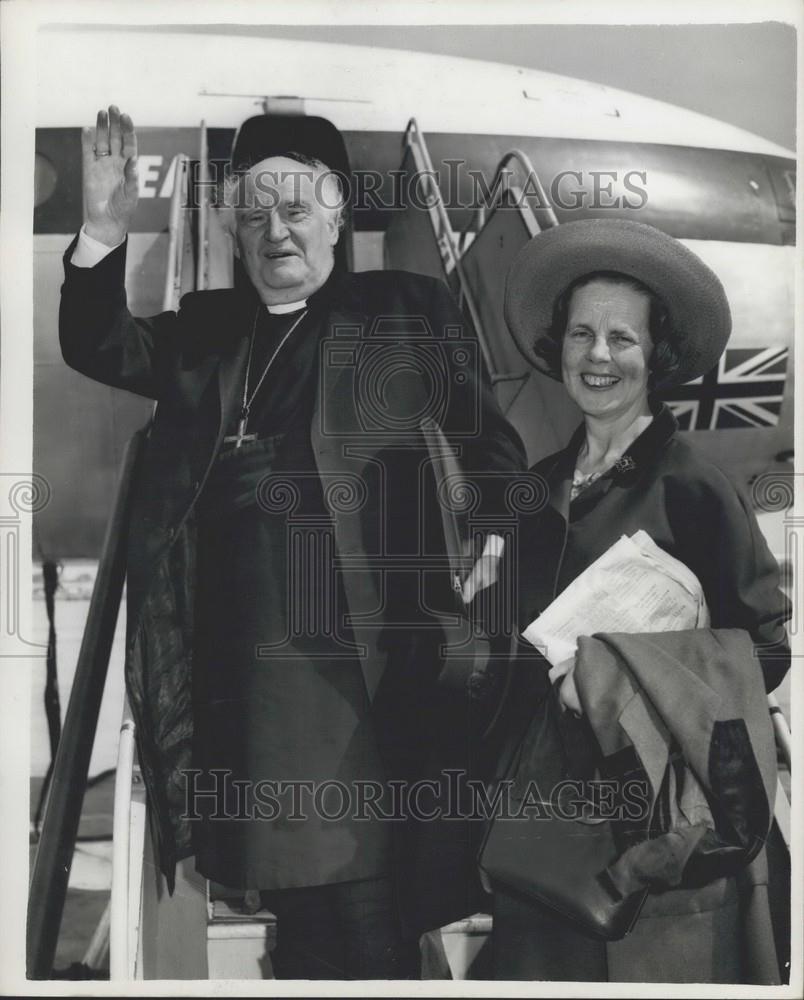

481,219,790,983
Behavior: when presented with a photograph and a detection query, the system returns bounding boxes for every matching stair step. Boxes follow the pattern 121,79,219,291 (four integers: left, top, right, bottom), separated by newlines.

206,894,491,980
209,897,277,927
207,897,277,979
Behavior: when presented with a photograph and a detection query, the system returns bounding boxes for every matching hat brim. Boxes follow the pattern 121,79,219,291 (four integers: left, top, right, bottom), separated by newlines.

504,219,732,390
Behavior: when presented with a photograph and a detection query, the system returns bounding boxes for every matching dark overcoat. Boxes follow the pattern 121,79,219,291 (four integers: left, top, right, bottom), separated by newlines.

59,239,525,914
492,402,790,746
484,402,790,982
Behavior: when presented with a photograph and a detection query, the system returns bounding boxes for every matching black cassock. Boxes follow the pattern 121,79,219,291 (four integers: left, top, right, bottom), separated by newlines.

59,244,526,942
191,292,393,890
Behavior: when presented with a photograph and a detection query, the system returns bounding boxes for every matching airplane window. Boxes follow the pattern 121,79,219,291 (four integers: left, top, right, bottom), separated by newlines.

35,152,58,208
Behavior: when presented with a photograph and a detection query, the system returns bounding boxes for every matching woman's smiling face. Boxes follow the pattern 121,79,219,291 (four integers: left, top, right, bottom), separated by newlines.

561,277,654,420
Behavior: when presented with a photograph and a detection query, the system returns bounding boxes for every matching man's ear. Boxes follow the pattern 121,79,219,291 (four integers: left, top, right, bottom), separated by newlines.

327,214,340,248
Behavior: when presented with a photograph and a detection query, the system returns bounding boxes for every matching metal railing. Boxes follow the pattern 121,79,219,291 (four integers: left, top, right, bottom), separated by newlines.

108,697,148,979
162,154,191,312
196,121,210,293
401,119,486,353
400,123,562,373
768,692,792,851
110,702,139,978
26,428,147,979
474,148,559,233
768,692,792,771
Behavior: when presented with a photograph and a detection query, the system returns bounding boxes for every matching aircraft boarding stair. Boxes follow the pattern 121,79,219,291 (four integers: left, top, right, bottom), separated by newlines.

385,119,582,468
27,115,793,983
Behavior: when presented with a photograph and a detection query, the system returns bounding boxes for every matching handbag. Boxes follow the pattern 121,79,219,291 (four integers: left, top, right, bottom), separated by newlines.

478,688,649,941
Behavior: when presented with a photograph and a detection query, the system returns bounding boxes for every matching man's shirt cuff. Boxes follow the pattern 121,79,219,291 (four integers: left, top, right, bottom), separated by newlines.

482,534,505,558
71,225,124,268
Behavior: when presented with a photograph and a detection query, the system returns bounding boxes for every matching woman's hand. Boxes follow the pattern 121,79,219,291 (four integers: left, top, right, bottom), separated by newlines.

82,105,139,246
548,655,583,716
558,666,583,716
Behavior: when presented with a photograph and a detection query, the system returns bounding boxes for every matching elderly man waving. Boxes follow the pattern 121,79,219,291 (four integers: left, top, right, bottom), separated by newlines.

60,106,525,979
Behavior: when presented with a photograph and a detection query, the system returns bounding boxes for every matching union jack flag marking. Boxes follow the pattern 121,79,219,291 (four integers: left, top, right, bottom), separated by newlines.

662,347,788,430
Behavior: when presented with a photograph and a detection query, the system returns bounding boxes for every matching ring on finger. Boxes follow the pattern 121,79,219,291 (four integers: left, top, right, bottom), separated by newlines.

93,147,111,157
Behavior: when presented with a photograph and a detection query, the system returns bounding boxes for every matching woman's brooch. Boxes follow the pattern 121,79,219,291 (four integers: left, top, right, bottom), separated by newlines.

612,455,637,475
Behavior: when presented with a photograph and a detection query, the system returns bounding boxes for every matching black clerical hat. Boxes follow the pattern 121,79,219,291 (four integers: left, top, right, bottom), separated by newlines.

231,115,350,183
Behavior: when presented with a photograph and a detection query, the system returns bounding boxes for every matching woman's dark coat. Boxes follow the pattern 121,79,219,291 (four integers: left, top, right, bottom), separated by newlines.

485,402,790,982
495,402,789,744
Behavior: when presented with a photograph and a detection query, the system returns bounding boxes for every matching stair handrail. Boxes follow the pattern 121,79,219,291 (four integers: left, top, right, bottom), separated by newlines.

768,691,791,771
26,426,148,979
162,153,191,312
109,700,138,978
475,148,559,232
402,119,487,357
196,121,209,292
400,125,561,370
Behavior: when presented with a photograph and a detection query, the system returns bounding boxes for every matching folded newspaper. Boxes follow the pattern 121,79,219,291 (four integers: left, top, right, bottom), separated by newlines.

522,530,710,668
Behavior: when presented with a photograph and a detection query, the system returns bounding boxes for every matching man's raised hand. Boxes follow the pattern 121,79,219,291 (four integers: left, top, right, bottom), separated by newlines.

82,105,138,247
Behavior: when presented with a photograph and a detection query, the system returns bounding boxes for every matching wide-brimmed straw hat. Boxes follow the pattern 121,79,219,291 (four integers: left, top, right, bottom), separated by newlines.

504,219,732,389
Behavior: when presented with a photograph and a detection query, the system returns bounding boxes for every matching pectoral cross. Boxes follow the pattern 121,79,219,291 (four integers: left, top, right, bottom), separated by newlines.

223,306,307,450
224,406,258,449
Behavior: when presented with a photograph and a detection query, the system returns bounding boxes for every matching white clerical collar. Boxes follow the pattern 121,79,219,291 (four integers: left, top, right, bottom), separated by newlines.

266,299,308,314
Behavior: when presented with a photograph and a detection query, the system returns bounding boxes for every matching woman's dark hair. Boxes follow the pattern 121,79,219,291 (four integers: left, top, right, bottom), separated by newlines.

533,271,682,388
